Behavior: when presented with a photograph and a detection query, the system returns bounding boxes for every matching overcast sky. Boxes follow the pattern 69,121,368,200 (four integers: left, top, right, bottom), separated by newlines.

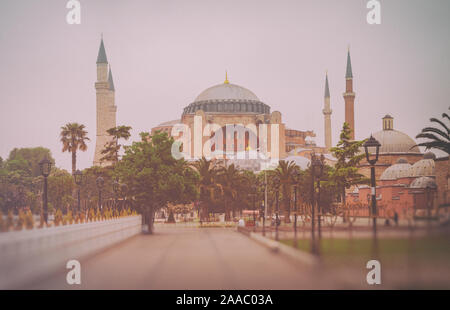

0,0,449,171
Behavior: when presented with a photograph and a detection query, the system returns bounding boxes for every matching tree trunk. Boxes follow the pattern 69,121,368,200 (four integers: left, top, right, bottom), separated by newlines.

72,150,76,175
143,206,154,234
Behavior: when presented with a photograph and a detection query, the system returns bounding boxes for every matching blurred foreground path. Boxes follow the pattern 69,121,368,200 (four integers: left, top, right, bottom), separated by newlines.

27,227,348,290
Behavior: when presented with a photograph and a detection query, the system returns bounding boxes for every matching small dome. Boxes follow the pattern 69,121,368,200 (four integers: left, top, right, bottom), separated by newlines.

372,129,420,154
380,162,412,180
409,158,435,177
410,176,437,189
423,152,436,160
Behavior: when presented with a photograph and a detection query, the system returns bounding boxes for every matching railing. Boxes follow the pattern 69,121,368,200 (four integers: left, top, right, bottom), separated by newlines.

0,215,142,289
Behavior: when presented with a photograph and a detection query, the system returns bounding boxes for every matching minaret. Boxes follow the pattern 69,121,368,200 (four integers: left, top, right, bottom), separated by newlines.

343,48,356,140
322,72,332,150
93,37,117,166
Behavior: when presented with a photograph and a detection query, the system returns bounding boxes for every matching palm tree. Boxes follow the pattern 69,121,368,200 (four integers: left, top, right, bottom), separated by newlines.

218,164,241,220
416,111,450,155
60,123,90,174
191,157,222,220
274,160,300,223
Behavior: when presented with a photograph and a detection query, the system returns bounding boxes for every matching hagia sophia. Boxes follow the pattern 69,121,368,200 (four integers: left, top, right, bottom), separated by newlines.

92,38,449,218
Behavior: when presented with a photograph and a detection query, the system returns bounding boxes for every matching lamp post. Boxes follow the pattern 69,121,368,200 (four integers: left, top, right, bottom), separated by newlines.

96,176,105,212
39,158,52,224
252,184,257,232
73,170,83,215
113,180,120,213
121,183,129,212
292,170,300,247
317,154,325,240
17,185,24,212
310,153,323,254
363,135,381,256
274,176,280,241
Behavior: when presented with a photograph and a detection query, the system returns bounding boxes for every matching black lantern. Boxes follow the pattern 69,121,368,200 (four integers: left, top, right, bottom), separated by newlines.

73,170,83,186
113,181,120,193
96,176,105,189
39,158,52,177
120,183,128,197
311,153,324,178
363,135,381,165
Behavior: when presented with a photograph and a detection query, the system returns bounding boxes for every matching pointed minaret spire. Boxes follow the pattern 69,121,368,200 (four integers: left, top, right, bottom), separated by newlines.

345,47,353,79
324,71,330,98
96,37,108,64
323,71,332,150
108,67,115,91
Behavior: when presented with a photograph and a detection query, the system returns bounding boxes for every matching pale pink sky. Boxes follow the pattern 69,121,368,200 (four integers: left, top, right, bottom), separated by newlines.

0,0,449,171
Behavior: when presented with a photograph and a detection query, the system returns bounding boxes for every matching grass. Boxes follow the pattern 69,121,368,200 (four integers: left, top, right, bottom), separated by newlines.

280,236,450,266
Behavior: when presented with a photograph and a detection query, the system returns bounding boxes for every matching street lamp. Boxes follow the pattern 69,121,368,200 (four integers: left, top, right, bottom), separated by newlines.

73,170,83,215
96,176,105,212
363,135,381,256
292,170,300,247
252,184,257,232
316,154,325,240
17,185,24,212
273,176,280,241
39,158,52,224
120,183,129,212
113,180,120,212
310,153,323,254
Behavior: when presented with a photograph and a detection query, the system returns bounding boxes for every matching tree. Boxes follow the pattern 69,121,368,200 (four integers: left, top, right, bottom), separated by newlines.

60,123,90,174
47,169,75,214
415,110,450,154
114,131,198,233
217,164,241,220
101,125,132,164
330,122,369,205
191,157,222,219
274,160,299,223
7,147,54,177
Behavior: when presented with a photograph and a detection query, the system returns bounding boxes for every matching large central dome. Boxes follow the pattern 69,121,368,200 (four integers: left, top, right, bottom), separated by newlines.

195,83,260,102
182,78,270,115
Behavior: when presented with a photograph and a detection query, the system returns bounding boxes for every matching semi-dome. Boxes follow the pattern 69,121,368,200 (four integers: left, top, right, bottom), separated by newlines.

409,157,435,177
182,78,270,115
380,162,412,180
410,176,437,189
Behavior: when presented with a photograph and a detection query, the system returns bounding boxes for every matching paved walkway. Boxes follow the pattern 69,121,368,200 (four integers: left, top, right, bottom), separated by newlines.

28,227,343,290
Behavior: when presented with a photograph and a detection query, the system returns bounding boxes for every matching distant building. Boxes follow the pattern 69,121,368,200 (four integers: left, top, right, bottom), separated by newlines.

349,153,450,219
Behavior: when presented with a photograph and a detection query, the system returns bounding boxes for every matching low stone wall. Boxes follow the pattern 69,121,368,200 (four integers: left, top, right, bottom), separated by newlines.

0,215,142,289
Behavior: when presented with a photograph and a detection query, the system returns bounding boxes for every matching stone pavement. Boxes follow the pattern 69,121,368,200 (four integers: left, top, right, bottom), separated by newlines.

27,226,354,290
